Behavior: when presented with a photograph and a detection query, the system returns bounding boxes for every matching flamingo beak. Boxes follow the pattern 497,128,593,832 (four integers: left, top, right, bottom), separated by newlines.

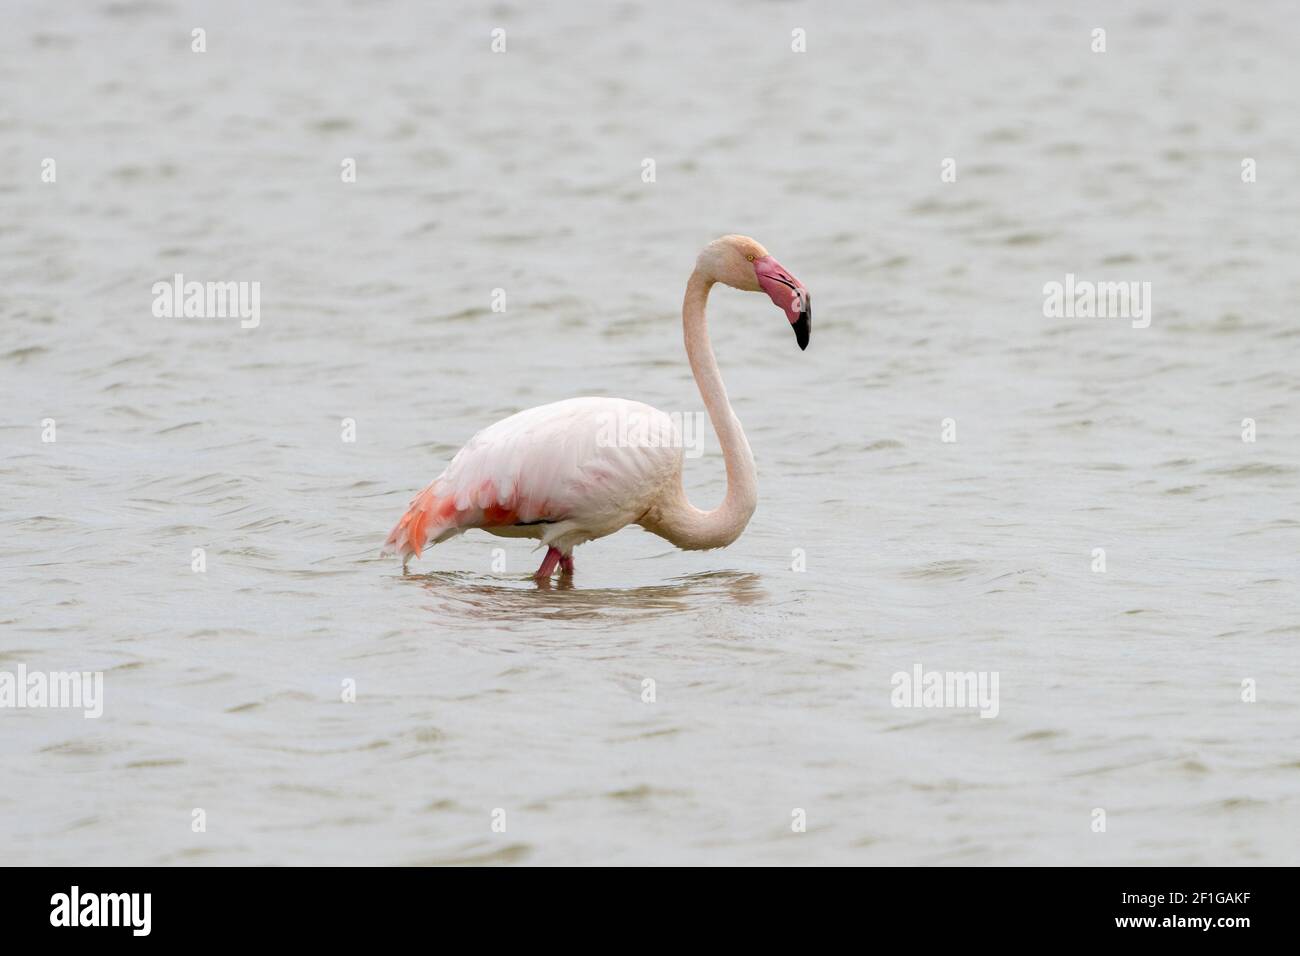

754,255,811,350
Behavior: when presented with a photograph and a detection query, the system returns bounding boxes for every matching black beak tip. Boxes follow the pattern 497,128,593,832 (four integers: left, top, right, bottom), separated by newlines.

793,312,810,351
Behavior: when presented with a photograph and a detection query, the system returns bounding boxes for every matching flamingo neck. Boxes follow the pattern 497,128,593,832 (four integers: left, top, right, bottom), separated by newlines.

646,267,758,550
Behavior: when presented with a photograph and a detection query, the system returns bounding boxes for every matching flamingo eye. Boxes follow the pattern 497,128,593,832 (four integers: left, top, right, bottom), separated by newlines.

746,254,755,261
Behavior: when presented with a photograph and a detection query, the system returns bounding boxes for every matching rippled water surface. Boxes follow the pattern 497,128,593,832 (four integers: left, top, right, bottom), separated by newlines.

2,0,1299,865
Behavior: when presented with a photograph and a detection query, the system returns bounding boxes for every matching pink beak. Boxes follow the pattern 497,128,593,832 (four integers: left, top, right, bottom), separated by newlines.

754,255,811,350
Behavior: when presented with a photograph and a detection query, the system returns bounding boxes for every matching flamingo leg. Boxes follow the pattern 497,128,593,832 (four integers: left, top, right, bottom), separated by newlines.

559,553,575,575
533,546,563,581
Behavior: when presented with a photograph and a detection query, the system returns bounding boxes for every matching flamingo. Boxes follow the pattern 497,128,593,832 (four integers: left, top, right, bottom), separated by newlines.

383,234,810,582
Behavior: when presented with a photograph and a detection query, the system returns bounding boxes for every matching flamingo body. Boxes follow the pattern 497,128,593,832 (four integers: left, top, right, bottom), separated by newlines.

383,397,681,567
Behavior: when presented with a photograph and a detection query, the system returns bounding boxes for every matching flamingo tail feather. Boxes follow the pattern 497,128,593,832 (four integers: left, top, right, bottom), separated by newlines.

382,485,451,565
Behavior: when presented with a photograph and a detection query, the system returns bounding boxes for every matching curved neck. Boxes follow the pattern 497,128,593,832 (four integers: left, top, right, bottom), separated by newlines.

646,268,758,550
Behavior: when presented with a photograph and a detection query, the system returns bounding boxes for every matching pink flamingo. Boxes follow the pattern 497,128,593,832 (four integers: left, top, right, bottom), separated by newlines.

383,235,810,582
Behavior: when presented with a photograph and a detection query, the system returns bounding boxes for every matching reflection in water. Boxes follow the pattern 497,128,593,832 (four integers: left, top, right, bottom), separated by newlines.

403,570,767,625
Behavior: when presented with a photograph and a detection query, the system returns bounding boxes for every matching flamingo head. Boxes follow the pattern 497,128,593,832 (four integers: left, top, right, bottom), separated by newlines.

699,235,811,350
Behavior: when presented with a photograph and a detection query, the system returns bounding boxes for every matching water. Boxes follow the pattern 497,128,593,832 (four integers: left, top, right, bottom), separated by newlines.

2,0,1298,865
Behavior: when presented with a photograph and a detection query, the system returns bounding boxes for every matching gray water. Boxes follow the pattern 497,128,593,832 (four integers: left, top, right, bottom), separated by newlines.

2,0,1298,865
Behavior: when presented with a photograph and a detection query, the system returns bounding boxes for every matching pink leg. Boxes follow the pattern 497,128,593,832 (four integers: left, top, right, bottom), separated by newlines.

559,553,574,575
534,546,562,581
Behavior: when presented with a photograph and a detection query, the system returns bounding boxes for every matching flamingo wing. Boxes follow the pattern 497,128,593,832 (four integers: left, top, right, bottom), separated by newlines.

383,396,682,564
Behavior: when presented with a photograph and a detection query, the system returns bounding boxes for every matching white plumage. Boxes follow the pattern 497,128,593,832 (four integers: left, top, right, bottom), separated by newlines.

384,397,682,564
